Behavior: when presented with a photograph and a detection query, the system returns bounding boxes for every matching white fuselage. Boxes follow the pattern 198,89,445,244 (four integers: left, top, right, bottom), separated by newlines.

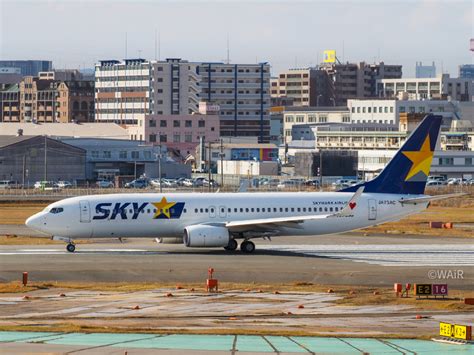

26,192,427,240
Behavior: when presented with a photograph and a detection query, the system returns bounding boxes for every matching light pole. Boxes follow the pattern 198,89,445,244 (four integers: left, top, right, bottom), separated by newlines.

158,144,162,193
219,138,224,188
316,94,322,106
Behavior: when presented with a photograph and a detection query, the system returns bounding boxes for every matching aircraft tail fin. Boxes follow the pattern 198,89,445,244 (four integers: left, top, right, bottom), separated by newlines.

341,114,442,195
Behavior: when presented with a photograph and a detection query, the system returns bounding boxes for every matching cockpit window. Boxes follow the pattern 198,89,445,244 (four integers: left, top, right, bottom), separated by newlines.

50,207,64,214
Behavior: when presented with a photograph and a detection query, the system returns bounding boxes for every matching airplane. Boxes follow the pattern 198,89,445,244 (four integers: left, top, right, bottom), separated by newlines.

26,114,460,254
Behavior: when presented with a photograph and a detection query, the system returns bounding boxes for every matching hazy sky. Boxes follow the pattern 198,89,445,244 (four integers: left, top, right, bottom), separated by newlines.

0,0,472,77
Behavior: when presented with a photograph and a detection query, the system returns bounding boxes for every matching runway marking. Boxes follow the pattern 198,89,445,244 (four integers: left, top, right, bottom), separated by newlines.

261,244,474,267
0,249,165,255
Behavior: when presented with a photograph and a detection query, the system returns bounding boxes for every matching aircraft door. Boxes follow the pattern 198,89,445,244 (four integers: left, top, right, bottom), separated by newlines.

79,200,91,223
368,199,377,220
219,206,227,218
209,206,216,218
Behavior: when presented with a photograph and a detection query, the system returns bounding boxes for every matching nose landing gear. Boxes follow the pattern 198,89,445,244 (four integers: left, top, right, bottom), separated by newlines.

66,243,76,253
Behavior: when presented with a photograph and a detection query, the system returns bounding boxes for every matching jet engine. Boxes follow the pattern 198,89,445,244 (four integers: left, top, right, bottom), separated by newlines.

183,225,230,247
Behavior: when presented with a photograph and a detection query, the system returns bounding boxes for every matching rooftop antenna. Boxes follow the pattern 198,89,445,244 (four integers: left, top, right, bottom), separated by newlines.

158,32,161,61
138,49,142,58
125,32,128,59
154,29,157,61
226,33,230,64
342,40,345,63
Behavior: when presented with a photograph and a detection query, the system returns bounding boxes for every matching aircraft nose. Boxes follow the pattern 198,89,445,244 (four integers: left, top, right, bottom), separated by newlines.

25,213,44,231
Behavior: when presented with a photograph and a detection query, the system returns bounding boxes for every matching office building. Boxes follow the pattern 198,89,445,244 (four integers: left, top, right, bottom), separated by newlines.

348,99,463,125
0,60,52,76
127,113,220,158
198,62,271,142
459,64,474,80
415,62,436,78
282,106,351,143
377,74,473,101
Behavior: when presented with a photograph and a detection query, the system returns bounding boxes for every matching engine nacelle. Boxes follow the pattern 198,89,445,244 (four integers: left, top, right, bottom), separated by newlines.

183,225,230,247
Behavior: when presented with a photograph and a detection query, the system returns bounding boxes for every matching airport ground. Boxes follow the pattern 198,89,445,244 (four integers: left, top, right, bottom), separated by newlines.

0,196,473,353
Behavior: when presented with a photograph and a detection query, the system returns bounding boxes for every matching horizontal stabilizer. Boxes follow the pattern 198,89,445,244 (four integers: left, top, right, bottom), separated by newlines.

399,193,466,205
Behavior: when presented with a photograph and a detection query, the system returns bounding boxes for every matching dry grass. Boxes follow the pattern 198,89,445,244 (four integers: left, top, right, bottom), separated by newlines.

0,235,60,245
0,203,46,225
1,281,472,312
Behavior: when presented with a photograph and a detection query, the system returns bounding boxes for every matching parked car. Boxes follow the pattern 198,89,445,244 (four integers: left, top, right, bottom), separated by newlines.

426,180,446,187
0,180,20,189
124,179,148,189
57,181,73,189
193,177,206,187
96,180,114,188
277,180,301,189
304,179,320,187
34,181,59,191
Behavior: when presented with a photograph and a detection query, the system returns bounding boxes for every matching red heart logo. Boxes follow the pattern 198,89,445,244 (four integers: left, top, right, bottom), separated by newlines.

349,202,356,210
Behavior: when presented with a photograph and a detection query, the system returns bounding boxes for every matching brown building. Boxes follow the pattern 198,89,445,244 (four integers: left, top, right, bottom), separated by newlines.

1,73,94,123
319,62,402,106
57,81,94,123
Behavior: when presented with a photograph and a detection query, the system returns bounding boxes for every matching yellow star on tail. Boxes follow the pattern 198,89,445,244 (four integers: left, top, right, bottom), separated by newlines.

402,135,434,181
152,197,176,219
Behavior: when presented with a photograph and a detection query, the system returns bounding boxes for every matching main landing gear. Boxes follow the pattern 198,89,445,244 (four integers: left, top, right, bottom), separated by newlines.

224,239,238,251
66,243,76,253
223,239,256,253
240,240,255,254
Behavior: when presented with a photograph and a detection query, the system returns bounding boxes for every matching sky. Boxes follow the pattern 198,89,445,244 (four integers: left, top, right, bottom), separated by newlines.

0,0,472,77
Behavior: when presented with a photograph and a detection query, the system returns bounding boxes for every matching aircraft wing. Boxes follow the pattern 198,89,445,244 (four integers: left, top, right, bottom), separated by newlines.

399,193,466,205
225,186,364,231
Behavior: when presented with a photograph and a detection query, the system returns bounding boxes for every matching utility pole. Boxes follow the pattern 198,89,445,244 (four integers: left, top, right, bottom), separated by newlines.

158,144,162,193
319,150,323,187
22,155,26,188
44,136,47,182
208,141,212,192
220,138,224,188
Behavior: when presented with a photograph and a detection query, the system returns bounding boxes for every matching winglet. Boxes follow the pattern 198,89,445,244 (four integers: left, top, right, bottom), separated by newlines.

336,186,365,216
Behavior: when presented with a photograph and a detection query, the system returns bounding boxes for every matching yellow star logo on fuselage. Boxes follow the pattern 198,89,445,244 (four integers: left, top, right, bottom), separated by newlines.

402,135,434,181
152,197,176,219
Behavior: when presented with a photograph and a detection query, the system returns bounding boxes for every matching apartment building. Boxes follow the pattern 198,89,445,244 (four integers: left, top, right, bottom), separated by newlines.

0,73,94,123
271,68,330,107
95,59,152,125
198,62,271,142
377,74,473,101
319,62,402,106
151,58,201,115
283,106,350,143
459,64,474,80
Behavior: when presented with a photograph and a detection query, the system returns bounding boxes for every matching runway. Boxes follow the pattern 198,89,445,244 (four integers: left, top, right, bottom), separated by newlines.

1,244,473,267
1,233,472,288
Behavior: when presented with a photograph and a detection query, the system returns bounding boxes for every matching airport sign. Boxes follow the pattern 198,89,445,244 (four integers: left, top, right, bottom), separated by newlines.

439,322,472,341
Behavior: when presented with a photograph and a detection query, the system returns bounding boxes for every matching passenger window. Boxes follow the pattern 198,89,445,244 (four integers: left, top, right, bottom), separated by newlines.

319,207,323,212
291,208,294,212
141,209,145,213
280,208,283,212
205,209,209,213
251,208,254,212
183,209,187,213
240,208,243,212
303,207,306,212
335,207,338,211
330,207,333,212
195,208,198,213
297,208,301,212
210,208,214,213
262,208,266,212
274,208,277,212
285,208,288,212
129,209,133,214
154,209,157,213
245,208,249,212
256,208,260,212
234,208,237,213
221,208,224,213
324,207,328,212
147,209,150,213
200,208,203,213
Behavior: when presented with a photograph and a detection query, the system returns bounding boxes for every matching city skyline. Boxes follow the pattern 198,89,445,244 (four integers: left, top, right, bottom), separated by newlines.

0,0,472,77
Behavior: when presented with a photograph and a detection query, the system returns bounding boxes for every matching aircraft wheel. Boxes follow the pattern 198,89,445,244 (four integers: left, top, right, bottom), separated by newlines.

66,243,76,253
240,240,255,254
224,239,238,251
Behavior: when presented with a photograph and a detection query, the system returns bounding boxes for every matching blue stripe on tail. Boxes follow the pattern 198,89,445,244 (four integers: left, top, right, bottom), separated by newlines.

341,114,442,195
